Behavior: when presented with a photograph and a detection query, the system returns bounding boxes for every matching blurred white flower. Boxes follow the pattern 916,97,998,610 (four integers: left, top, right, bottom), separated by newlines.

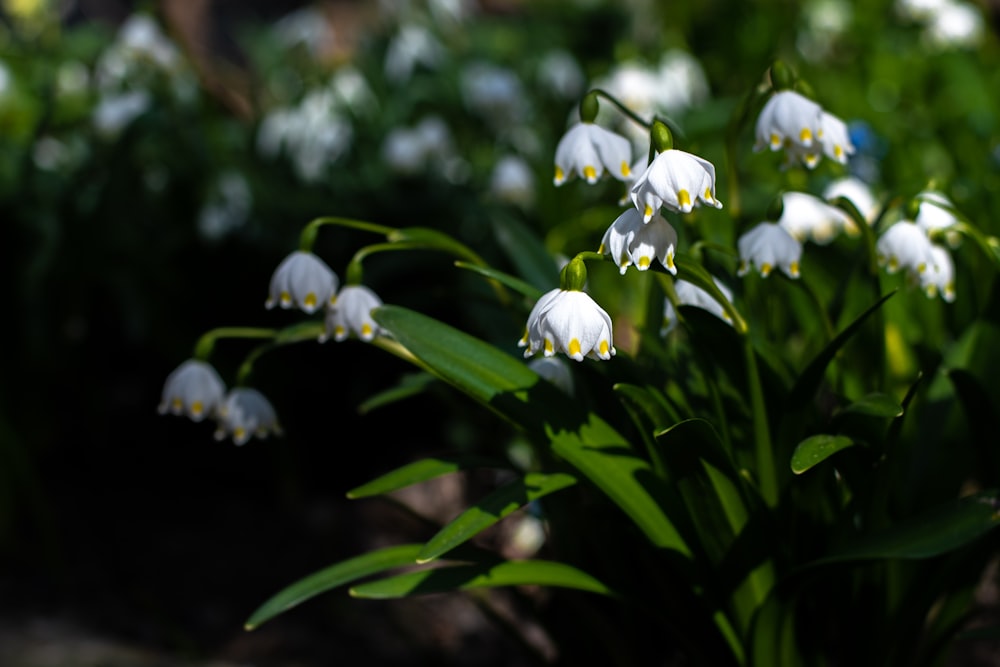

329,65,378,114
384,24,445,84
92,90,151,138
655,50,711,117
600,208,678,275
528,356,575,396
537,49,585,101
823,176,879,227
737,222,803,278
519,289,616,362
256,89,354,183
266,251,340,314
553,121,633,185
754,90,823,158
630,149,722,220
158,359,227,422
197,171,253,242
925,0,984,49
320,285,384,342
490,154,535,208
661,277,734,336
273,4,335,58
56,60,90,98
214,388,283,446
913,189,962,247
919,244,956,302
381,114,457,176
778,191,852,245
460,61,528,126
876,221,938,275
797,0,852,62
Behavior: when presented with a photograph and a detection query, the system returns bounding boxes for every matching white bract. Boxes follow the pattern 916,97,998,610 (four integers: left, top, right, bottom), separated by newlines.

214,388,283,446
629,149,722,221
158,359,227,422
876,221,939,275
553,122,633,186
518,289,616,362
778,191,852,245
661,277,734,336
737,222,803,278
320,285,384,342
920,244,956,302
599,208,678,275
266,251,339,314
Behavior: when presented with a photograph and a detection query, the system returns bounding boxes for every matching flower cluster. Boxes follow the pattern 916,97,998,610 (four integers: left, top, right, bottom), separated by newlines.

753,88,854,170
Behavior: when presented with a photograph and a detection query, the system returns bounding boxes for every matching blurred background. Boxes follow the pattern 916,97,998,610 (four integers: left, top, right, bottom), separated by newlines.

2,0,1000,665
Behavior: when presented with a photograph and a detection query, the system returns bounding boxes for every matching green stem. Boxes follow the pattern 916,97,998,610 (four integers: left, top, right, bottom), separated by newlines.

745,339,777,507
193,327,278,361
588,88,653,130
299,216,396,252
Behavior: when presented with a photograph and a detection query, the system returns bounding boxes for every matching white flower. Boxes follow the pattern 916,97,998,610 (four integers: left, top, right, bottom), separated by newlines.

599,208,678,275
528,356,575,396
629,149,723,221
92,90,151,138
754,90,823,157
913,189,962,247
737,222,803,278
661,277,734,336
876,221,938,275
384,24,445,84
158,360,227,422
321,285,384,342
518,289,616,362
925,1,983,49
823,176,879,228
654,50,710,116
778,191,852,245
266,251,339,314
553,122,633,186
214,388,283,446
460,61,528,125
197,170,252,241
490,154,535,208
919,244,956,301
536,49,585,101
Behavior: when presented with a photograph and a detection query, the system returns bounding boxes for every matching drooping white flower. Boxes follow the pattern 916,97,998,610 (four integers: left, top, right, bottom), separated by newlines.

876,221,939,275
519,289,616,362
823,176,879,229
737,222,803,278
630,149,723,221
919,244,956,302
913,189,963,247
599,208,678,275
528,356,575,396
266,251,339,314
320,284,384,342
754,90,823,157
553,122,633,186
158,359,227,422
661,277,734,336
214,388,283,446
490,154,535,208
925,0,984,49
778,191,852,245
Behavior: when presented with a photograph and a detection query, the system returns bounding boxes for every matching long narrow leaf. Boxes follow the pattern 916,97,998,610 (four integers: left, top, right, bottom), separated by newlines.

347,455,510,499
790,434,856,475
244,544,424,630
417,472,577,563
350,559,615,599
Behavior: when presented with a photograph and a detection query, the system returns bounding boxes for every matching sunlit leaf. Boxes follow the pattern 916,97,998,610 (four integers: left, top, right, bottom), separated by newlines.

790,434,856,475
349,559,614,599
835,393,904,418
416,472,576,563
454,260,545,301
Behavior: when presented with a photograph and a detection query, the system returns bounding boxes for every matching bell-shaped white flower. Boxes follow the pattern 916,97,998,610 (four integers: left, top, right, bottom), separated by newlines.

553,122,633,186
518,288,615,362
320,284,384,342
737,222,803,278
490,154,535,208
817,111,854,164
265,250,339,314
630,149,723,221
914,189,962,247
600,208,678,275
823,176,879,231
661,277,734,336
778,191,852,245
876,221,938,275
528,356,575,396
157,359,226,422
754,90,823,157
919,244,956,302
214,388,283,446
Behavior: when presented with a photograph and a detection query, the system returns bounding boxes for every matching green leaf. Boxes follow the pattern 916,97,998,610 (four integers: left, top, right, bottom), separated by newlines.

453,260,545,301
356,371,438,414
244,544,424,630
346,455,510,499
388,226,488,266
806,491,1000,565
350,559,614,599
790,434,856,475
614,383,678,433
834,393,904,418
490,213,560,292
550,415,693,557
675,255,748,334
417,472,577,563
786,290,896,412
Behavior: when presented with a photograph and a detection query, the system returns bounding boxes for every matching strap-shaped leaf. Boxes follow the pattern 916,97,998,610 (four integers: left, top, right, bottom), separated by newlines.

244,543,424,630
356,371,438,415
786,290,896,412
347,455,510,499
490,213,561,292
834,393,904,418
453,260,544,301
349,559,614,599
550,416,693,557
805,490,1000,566
416,472,577,563
790,434,856,475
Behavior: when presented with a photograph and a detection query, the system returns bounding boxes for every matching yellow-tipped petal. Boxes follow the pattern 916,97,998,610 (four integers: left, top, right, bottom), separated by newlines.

800,128,813,143
770,132,782,149
303,293,318,309
361,323,373,337
554,166,565,184
620,161,631,177
191,400,204,416
599,340,610,356
678,189,691,209
789,261,800,277
280,291,292,306
643,204,654,220
544,339,554,354
583,165,598,182
760,263,772,277
637,256,651,269
568,339,582,357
